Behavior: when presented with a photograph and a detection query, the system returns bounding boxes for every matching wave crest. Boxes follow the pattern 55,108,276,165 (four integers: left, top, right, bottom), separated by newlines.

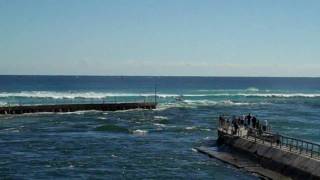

132,129,148,136
0,91,177,99
245,87,259,92
0,91,319,99
155,100,270,111
183,100,266,106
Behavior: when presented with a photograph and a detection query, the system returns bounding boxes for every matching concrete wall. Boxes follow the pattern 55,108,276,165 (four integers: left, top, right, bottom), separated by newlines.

218,131,320,180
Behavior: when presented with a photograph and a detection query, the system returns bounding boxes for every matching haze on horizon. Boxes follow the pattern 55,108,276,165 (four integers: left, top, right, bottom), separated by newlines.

0,0,319,77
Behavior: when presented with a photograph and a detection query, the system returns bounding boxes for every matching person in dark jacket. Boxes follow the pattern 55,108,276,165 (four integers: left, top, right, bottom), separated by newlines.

234,123,239,135
246,113,252,126
252,116,257,128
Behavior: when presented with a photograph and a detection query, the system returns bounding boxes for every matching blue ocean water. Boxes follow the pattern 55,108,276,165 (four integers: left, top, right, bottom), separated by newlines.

0,76,319,179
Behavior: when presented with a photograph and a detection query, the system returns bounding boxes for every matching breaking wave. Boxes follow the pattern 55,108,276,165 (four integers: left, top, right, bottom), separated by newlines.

0,91,177,99
0,101,7,106
0,91,140,99
155,100,270,111
185,93,320,98
0,91,319,99
245,87,260,92
183,100,269,106
225,93,320,98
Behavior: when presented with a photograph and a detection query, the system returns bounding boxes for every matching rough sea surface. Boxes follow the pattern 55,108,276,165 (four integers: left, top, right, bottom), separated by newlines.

0,76,319,179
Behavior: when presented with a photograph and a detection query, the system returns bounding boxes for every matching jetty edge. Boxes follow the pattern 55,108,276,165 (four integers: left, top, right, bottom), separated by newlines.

196,115,320,180
0,102,157,115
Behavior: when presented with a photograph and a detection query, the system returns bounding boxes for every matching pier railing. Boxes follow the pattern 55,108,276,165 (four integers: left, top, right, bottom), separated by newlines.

218,120,320,159
247,129,320,159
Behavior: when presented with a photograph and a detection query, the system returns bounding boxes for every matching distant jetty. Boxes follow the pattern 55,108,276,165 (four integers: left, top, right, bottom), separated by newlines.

0,102,157,115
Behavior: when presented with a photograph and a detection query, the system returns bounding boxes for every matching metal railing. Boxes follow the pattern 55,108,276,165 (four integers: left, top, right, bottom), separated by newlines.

218,119,320,159
248,129,320,159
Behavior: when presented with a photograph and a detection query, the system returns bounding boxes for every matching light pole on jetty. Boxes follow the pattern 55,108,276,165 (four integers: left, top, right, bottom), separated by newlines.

154,81,157,105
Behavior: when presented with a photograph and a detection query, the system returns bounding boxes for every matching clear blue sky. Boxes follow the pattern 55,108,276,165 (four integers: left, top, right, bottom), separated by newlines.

0,0,319,76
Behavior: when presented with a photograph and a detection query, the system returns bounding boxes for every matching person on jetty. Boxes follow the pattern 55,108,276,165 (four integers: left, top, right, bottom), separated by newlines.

218,114,274,137
252,116,257,128
263,120,268,131
219,115,225,127
245,113,251,126
218,114,271,136
232,119,239,135
240,116,244,126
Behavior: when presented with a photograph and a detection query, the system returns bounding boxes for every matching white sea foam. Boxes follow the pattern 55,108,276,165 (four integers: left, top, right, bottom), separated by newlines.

197,89,243,92
97,117,107,120
219,100,251,106
25,112,55,115
235,93,320,98
185,126,196,130
191,148,198,152
0,91,104,99
187,93,320,98
0,127,20,133
0,91,319,99
57,110,99,115
154,100,268,111
132,129,148,135
154,103,178,111
153,123,167,127
0,91,145,99
183,100,264,106
183,100,216,105
154,116,168,120
0,101,7,106
115,108,146,113
245,87,260,92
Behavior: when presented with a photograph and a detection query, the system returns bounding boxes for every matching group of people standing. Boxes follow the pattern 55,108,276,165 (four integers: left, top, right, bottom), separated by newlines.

219,113,270,135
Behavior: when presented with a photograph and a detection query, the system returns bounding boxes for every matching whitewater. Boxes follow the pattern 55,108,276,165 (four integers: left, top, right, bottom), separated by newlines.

0,90,320,99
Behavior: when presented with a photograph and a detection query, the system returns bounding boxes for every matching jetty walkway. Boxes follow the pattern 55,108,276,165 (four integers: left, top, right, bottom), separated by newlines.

0,102,157,115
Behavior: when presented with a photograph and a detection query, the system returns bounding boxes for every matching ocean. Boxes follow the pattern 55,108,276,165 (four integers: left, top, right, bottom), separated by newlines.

0,75,319,179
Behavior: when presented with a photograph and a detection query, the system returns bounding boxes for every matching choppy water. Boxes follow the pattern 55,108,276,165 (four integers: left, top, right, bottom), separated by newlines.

0,76,319,179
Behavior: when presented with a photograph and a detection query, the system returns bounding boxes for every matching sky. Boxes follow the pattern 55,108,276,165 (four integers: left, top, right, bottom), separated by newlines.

0,0,319,77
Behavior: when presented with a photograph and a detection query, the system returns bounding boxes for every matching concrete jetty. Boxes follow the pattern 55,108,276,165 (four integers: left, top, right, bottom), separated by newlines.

0,102,156,115
197,116,320,180
196,146,290,180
